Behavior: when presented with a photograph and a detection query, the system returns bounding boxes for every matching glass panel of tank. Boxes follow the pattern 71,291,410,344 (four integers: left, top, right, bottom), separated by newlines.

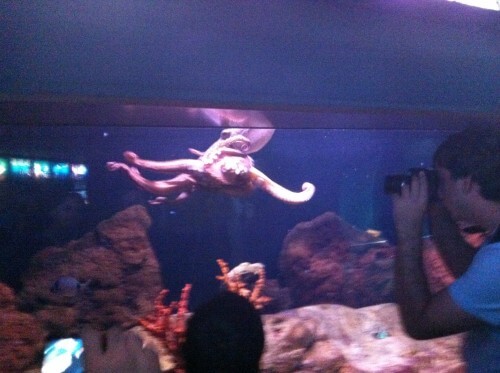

0,107,451,309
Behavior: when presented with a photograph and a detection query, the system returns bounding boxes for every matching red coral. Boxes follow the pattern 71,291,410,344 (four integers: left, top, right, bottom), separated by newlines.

216,259,271,310
138,284,191,372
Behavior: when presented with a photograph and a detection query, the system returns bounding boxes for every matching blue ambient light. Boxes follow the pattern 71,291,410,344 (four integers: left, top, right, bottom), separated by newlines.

0,158,7,180
71,164,88,179
33,161,51,178
42,338,84,373
52,163,70,178
10,158,31,176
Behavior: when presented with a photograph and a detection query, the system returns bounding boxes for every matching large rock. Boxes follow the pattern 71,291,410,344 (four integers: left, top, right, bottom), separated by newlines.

0,283,46,372
279,212,395,308
261,303,465,372
278,212,456,309
20,205,163,337
137,302,464,373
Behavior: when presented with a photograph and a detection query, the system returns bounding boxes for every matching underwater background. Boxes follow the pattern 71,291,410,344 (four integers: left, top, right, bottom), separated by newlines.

0,1,496,370
0,109,479,372
0,119,449,308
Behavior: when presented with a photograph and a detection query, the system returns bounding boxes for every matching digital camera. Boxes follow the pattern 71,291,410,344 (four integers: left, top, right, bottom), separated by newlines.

384,167,439,201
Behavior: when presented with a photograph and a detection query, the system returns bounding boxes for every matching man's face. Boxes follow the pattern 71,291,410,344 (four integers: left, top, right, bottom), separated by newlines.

436,166,469,223
436,166,487,246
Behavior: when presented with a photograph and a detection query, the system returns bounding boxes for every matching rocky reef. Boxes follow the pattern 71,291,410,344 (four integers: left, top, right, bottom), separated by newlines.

0,205,462,372
279,212,396,308
261,302,464,372
136,302,465,372
278,211,455,309
0,283,45,372
20,205,163,337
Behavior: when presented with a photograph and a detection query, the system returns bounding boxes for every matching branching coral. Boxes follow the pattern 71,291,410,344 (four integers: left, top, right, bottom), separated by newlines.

216,259,245,294
216,259,271,310
138,284,191,371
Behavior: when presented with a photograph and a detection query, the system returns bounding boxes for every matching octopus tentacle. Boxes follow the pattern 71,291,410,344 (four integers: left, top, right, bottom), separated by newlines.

249,167,315,204
123,151,203,173
107,162,196,202
188,148,204,157
107,129,315,204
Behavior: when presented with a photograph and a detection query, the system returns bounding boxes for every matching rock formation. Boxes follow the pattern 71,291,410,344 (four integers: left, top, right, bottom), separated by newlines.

4,205,462,372
279,211,456,308
279,212,395,308
0,283,46,372
20,205,163,337
142,301,465,372
260,302,464,372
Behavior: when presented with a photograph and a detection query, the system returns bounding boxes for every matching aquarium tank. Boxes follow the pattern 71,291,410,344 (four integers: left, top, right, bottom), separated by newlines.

0,1,498,372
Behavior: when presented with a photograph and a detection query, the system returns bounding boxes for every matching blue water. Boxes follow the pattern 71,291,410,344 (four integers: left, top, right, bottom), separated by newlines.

0,125,448,306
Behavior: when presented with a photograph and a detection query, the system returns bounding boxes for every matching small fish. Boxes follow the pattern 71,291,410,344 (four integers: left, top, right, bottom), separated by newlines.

50,277,90,298
366,229,382,238
348,239,389,254
349,239,388,248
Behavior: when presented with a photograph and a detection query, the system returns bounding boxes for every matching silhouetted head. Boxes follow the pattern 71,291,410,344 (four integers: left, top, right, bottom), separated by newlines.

433,125,500,202
183,291,265,373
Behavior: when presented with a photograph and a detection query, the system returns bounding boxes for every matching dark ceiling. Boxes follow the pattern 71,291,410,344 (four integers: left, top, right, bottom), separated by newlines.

0,0,499,130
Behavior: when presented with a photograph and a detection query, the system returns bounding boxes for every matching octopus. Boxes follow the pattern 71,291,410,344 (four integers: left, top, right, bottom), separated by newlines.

106,127,315,204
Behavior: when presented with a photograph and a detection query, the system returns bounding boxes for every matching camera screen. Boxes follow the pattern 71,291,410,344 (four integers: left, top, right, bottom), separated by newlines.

42,338,84,373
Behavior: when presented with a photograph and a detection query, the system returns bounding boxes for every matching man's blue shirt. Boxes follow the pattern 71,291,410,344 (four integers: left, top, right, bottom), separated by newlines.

449,241,500,372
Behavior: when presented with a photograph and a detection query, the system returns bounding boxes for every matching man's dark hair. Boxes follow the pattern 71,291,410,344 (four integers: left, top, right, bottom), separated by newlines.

433,125,500,201
182,291,265,373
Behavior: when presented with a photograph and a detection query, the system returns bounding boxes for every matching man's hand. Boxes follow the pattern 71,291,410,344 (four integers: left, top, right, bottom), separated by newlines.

392,171,429,244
